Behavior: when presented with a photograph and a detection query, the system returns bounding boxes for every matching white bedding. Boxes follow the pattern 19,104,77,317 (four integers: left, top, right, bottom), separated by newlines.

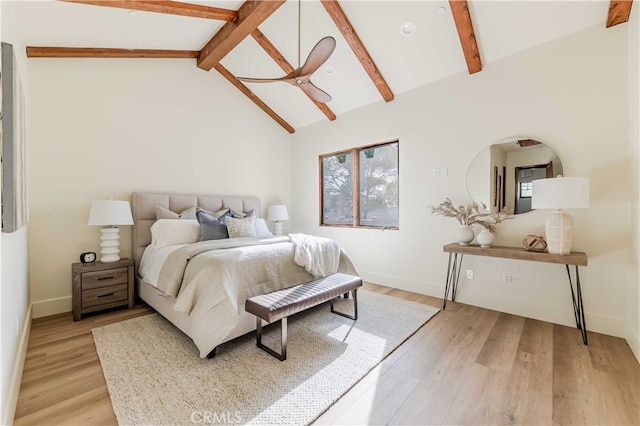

140,235,359,357
139,244,186,287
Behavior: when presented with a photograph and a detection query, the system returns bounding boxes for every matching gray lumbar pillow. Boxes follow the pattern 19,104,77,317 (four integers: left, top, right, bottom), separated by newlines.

196,210,229,241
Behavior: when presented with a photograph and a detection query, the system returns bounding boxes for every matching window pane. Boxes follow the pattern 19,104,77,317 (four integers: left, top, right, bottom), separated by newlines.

358,142,399,227
322,152,353,225
520,182,532,198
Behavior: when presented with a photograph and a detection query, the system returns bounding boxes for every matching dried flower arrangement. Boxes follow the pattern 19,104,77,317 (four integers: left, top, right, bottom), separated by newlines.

429,198,514,233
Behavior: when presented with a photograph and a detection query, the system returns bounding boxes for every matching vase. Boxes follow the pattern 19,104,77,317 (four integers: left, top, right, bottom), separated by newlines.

477,228,495,248
455,225,474,245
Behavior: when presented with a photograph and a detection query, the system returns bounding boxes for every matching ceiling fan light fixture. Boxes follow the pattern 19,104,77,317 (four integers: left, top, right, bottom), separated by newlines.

400,21,416,37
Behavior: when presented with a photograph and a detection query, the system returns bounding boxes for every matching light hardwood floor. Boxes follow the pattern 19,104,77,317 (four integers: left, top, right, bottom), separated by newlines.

14,283,639,425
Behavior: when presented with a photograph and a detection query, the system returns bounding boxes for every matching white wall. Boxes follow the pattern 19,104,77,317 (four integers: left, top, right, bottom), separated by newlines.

627,6,639,361
26,57,293,317
1,2,31,423
292,23,631,338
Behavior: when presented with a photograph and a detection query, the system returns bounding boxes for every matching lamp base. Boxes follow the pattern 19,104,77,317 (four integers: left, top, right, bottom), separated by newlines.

273,221,283,237
100,226,121,263
545,210,574,255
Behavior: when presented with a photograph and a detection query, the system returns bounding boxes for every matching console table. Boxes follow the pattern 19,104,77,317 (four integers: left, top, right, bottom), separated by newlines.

442,243,589,344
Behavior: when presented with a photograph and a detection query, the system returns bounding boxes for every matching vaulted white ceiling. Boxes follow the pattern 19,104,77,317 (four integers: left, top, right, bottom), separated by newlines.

15,1,618,131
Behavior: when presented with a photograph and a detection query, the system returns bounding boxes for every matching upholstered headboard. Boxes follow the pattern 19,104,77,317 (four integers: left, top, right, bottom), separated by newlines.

131,192,261,272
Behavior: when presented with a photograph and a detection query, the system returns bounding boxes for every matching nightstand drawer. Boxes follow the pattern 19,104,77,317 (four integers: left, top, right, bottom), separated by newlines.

82,284,128,308
81,267,128,290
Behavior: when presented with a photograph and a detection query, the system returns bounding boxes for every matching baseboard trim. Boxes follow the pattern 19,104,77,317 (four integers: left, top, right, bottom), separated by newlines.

361,271,443,298
626,321,640,363
32,296,72,318
361,270,626,338
2,303,32,426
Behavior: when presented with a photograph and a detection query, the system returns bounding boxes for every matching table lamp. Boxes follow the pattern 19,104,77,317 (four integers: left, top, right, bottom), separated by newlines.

267,205,289,236
531,176,589,255
88,200,134,263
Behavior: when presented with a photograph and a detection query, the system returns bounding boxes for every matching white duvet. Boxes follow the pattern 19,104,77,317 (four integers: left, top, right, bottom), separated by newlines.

140,235,359,357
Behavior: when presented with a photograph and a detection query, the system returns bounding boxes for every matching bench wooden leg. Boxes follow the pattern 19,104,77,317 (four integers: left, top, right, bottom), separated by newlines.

256,317,288,361
331,289,358,320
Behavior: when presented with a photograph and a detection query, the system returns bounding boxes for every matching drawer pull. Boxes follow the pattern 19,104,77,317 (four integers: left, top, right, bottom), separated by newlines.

97,276,114,281
97,293,115,298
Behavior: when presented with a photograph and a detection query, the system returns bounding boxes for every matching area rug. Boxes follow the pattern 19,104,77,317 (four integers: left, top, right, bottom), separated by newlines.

92,290,440,426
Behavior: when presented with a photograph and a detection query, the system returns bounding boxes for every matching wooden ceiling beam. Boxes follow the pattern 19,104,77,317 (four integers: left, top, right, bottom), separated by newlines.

60,0,237,21
449,0,482,74
606,0,633,27
198,0,286,71
213,63,295,134
26,47,199,58
250,29,336,122
320,0,394,102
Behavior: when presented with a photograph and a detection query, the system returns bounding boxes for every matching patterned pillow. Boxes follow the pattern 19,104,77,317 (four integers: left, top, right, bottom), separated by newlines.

226,216,257,238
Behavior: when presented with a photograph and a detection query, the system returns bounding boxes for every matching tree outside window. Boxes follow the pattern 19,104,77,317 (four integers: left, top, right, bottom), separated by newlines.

320,141,399,229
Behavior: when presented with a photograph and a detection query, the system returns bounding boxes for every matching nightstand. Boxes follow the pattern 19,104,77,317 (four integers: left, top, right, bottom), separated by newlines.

72,258,134,321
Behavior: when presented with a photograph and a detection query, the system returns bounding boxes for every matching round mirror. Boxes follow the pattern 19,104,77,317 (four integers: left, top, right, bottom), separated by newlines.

466,138,564,215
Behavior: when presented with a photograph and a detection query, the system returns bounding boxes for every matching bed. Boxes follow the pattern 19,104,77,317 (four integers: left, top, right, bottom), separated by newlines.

132,192,359,358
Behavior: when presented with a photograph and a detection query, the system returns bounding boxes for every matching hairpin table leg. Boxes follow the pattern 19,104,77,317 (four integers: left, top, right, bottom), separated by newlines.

443,253,463,310
566,264,588,344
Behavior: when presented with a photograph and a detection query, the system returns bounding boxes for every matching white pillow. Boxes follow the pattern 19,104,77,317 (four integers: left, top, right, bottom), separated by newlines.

150,219,199,248
255,218,274,238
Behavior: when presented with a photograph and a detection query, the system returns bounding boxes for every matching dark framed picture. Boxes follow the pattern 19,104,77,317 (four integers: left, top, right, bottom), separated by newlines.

493,166,498,207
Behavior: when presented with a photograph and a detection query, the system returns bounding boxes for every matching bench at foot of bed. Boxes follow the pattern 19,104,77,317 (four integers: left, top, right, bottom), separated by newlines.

244,273,362,361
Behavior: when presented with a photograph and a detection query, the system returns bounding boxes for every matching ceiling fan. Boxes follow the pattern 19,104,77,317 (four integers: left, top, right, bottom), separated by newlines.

237,1,336,103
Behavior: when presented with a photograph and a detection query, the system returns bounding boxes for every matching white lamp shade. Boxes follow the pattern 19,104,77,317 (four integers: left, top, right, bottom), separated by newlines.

87,200,134,226
267,205,289,222
531,177,590,210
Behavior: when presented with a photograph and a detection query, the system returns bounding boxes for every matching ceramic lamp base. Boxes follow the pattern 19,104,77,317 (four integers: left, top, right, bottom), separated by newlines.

273,221,283,236
545,210,574,255
100,226,121,263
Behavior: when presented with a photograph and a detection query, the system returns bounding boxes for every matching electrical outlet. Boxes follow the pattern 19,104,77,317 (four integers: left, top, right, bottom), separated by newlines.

466,269,474,279
503,274,512,284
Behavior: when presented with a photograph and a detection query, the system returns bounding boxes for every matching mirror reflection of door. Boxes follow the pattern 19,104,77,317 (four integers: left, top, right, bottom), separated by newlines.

514,162,553,214
466,137,564,215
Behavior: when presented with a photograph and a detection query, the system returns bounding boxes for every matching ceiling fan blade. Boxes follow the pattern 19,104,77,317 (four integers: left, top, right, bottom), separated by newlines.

238,68,300,84
298,36,336,77
237,76,288,83
301,80,332,103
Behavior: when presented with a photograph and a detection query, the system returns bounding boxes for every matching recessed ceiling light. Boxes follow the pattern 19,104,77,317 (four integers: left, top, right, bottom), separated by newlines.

400,21,416,37
324,64,335,75
436,6,446,16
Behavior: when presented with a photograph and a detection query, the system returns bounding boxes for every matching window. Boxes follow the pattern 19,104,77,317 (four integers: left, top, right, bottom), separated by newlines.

519,181,533,198
320,140,399,229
